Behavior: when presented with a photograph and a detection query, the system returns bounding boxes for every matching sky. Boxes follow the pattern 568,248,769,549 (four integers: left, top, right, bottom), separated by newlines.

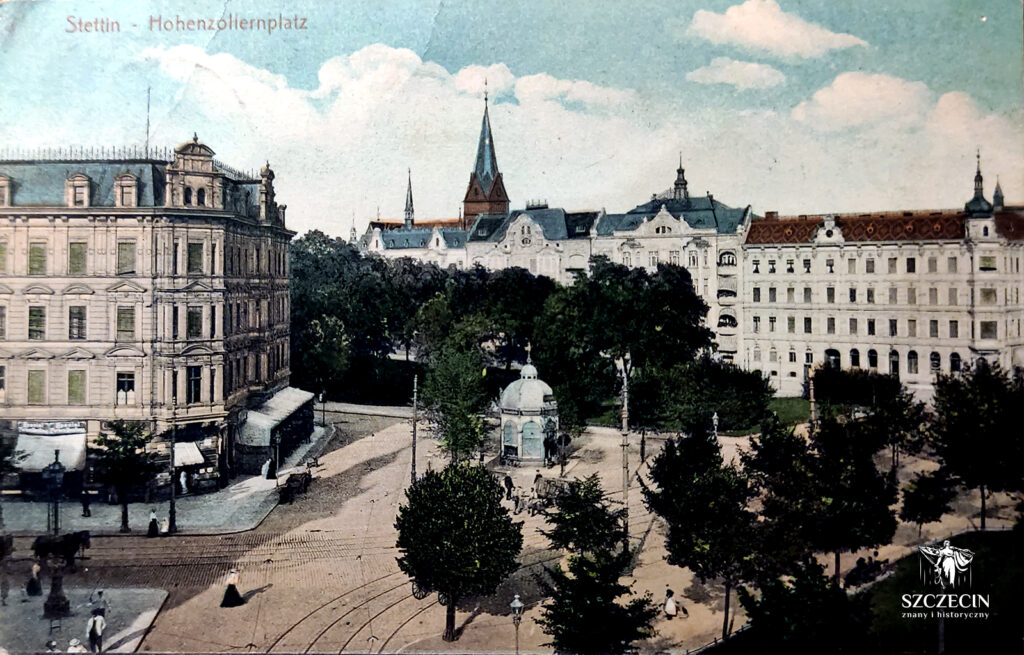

0,0,1020,237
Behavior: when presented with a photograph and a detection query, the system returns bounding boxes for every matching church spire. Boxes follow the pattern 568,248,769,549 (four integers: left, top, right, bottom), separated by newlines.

473,93,500,195
463,89,510,227
974,149,984,195
993,176,1004,210
404,168,415,229
964,149,993,217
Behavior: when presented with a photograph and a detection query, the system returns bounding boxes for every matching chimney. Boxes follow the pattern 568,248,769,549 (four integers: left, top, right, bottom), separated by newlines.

765,211,778,219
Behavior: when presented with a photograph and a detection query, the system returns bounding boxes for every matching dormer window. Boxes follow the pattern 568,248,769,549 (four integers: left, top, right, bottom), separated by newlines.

114,173,138,208
66,174,90,207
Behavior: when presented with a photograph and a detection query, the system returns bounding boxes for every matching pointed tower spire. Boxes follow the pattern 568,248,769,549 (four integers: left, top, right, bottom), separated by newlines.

349,212,357,244
463,89,510,226
974,148,984,195
404,168,415,229
993,176,1004,210
965,149,993,217
673,154,689,202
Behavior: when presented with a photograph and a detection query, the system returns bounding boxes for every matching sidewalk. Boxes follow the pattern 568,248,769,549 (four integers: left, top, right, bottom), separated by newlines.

2,426,332,537
323,400,414,419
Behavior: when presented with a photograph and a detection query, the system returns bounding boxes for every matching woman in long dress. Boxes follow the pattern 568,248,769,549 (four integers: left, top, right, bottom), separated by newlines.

221,568,245,607
26,562,42,596
147,509,159,538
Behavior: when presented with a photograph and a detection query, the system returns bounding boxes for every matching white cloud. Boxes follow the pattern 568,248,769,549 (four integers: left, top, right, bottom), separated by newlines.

686,57,785,89
792,72,932,131
514,73,636,107
680,0,867,59
454,63,516,97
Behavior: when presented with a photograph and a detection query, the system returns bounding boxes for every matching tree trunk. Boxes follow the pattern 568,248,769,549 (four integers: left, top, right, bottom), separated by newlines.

721,581,731,641
834,551,841,587
443,603,457,642
119,489,130,533
979,485,986,530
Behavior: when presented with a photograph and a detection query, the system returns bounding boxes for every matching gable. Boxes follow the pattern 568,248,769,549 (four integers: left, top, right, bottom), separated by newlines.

61,283,95,295
18,348,54,359
107,280,146,293
60,347,95,360
105,345,146,357
181,280,214,293
22,284,55,295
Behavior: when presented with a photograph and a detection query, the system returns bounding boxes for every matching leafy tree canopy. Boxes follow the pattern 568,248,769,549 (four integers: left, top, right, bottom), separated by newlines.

541,474,626,555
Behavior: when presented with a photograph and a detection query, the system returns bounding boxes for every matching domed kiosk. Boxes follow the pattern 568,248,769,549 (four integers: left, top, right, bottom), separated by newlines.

499,359,558,462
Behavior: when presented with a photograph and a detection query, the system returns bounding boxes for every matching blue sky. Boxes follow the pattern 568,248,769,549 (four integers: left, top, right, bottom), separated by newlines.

1,0,1020,236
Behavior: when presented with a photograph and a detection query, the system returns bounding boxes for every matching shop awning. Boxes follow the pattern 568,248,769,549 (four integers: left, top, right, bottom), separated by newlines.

239,386,314,447
14,433,88,472
173,441,205,467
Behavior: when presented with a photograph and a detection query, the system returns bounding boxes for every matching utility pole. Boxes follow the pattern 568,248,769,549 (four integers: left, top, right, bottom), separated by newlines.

168,399,177,534
411,374,418,485
619,354,630,551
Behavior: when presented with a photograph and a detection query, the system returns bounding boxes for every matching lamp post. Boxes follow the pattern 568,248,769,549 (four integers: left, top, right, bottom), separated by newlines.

41,450,70,619
319,390,326,428
41,450,65,536
168,400,177,534
712,411,719,439
510,593,524,655
411,374,418,485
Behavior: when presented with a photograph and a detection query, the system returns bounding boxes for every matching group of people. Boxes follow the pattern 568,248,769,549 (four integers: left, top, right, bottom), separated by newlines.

843,551,889,588
146,509,171,538
43,590,108,653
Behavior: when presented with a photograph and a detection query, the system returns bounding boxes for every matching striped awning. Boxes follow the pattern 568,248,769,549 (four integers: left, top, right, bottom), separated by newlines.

173,441,205,467
15,433,87,472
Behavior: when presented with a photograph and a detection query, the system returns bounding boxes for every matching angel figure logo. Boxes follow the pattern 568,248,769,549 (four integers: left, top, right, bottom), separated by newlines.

918,540,975,590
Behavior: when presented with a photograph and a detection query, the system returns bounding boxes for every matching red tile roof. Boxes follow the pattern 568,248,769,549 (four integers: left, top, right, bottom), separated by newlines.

995,211,1024,241
745,210,965,244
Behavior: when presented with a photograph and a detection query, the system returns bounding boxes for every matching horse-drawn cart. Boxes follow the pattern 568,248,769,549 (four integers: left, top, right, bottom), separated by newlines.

523,476,571,516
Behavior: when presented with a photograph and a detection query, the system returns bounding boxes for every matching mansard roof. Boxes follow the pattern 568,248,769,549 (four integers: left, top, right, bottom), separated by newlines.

620,194,751,234
467,208,600,243
377,227,468,250
0,160,167,207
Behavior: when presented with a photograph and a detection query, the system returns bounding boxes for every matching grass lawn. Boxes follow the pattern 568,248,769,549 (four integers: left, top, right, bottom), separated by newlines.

769,396,810,425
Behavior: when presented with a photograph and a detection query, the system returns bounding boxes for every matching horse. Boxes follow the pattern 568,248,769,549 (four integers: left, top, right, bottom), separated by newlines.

0,534,13,562
32,531,90,571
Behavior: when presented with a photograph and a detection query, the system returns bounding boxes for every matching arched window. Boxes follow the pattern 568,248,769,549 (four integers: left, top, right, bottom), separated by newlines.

983,226,989,237
825,349,841,369
502,422,517,457
623,253,631,266
868,349,878,369
889,350,900,377
718,251,736,266
521,421,543,459
850,348,860,368
929,352,941,371
196,188,206,206
717,313,737,328
183,187,193,205
950,352,962,372
907,350,919,374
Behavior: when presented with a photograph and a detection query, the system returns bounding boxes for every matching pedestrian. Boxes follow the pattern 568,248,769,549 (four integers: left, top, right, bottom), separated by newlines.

664,588,678,619
159,517,170,536
88,589,108,617
503,474,514,500
67,638,88,653
80,491,91,518
26,561,42,596
147,509,159,538
85,613,105,653
221,568,245,607
45,640,59,653
1,567,9,606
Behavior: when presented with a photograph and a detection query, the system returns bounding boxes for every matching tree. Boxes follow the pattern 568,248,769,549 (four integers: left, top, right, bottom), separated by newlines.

656,355,773,434
541,474,625,555
395,464,522,641
538,549,658,654
481,267,557,368
422,343,490,463
643,429,758,640
538,475,657,654
93,421,161,533
900,471,958,537
737,559,870,654
304,316,349,398
929,360,1023,529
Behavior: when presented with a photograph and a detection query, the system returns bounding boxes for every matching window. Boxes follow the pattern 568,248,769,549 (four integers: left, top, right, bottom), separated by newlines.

979,256,996,271
804,317,812,334
28,242,46,275
752,316,761,333
171,370,177,403
803,259,811,274
849,288,857,303
27,370,45,405
867,319,876,336
906,258,916,273
670,251,680,265
117,241,136,275
948,288,958,305
210,306,216,338
888,258,897,274
930,352,941,371
752,259,760,274
28,306,45,340
788,350,797,363
172,306,179,340
0,242,6,272
908,351,919,374
116,371,135,405
889,319,898,337
826,287,835,303
786,260,794,273
769,316,776,332
848,259,856,274
908,288,916,305
184,187,193,205
787,316,795,333
187,243,204,274
769,349,778,363
889,350,900,377
947,257,957,273
768,260,776,273
827,317,836,334
67,370,85,405
187,307,203,339
950,352,961,372
849,318,858,335
929,320,939,338
197,188,206,206
769,287,777,302
211,243,217,274
69,306,86,340
68,242,87,274
867,288,875,304
868,349,878,368
980,288,997,305
889,288,898,304
787,288,795,303
826,259,835,273
866,259,875,274
116,306,135,341
73,185,86,207
949,320,959,339
908,319,917,337
805,352,813,364
753,288,761,302
850,349,861,367
0,365,5,400
718,252,736,266
172,241,180,275
929,288,938,305
649,253,659,267
803,287,812,303
753,348,761,362
928,257,937,273
980,321,997,339
0,306,5,339
187,365,202,404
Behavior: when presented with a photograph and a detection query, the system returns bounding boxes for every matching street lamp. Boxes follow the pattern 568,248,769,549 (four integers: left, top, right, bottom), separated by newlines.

168,400,177,534
41,450,65,536
510,593,524,655
712,411,719,439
